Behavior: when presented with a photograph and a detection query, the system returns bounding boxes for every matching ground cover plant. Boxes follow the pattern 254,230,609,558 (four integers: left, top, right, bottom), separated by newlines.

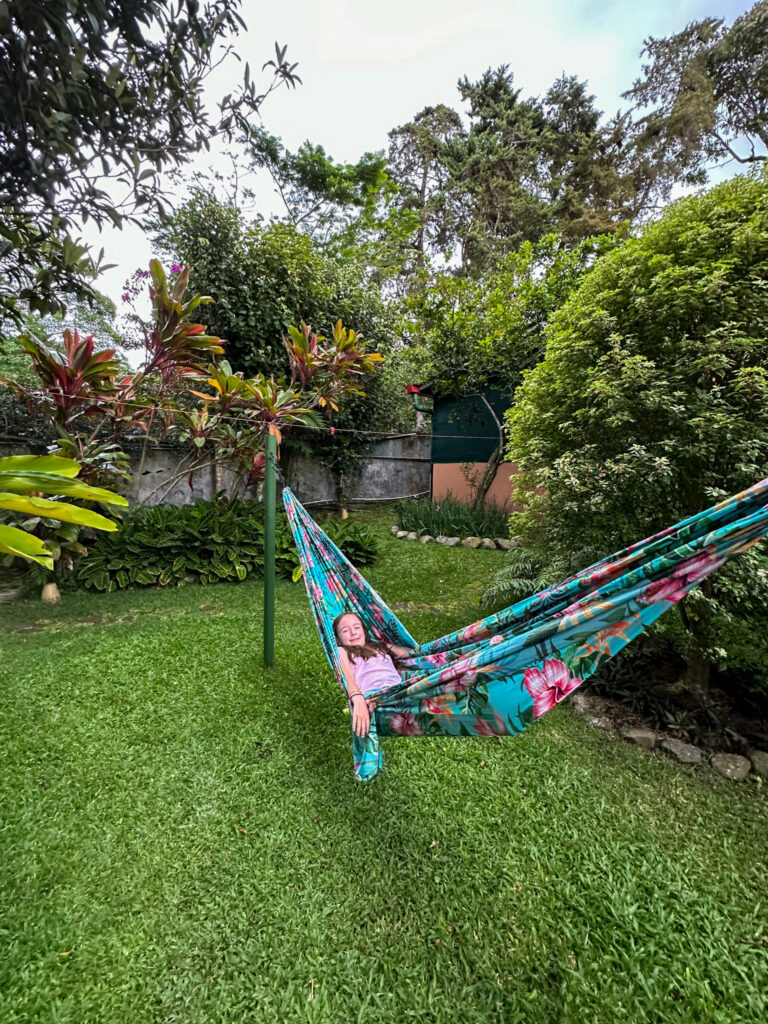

76,498,378,591
395,494,509,538
1,513,766,1023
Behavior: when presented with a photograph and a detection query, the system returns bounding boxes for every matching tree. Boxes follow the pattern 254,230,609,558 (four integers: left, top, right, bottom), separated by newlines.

405,231,623,506
245,127,393,250
387,104,466,276
0,1,299,326
506,173,768,688
440,69,633,272
153,192,399,377
623,2,768,200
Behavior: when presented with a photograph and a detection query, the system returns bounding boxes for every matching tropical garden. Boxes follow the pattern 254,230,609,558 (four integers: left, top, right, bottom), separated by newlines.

2,2,768,1021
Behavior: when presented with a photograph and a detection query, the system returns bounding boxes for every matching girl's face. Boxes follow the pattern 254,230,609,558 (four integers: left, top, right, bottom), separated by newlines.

336,614,365,646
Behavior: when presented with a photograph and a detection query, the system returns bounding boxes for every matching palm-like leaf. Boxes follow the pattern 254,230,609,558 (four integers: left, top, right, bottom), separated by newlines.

0,455,127,568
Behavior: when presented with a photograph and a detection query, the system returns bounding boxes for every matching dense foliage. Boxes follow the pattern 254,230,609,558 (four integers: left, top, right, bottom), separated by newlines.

77,498,377,592
0,2,298,327
506,172,768,679
624,1,768,197
154,194,399,378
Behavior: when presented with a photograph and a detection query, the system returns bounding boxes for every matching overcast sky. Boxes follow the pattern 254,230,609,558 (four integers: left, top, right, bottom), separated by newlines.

84,0,754,309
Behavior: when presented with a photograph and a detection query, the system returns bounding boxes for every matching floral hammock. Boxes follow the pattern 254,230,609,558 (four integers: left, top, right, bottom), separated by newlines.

283,479,768,782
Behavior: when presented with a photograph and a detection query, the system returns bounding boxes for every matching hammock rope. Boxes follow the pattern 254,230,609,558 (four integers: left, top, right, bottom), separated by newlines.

283,479,768,781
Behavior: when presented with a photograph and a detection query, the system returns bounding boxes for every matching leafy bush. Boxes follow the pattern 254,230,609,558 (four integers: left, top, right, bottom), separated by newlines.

507,172,768,683
396,494,509,539
77,499,377,592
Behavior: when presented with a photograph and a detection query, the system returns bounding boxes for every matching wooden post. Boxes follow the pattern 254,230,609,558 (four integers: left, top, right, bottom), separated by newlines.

263,428,277,667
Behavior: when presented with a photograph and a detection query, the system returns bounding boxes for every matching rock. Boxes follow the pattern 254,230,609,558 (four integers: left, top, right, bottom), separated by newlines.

396,531,408,539
711,753,751,782
41,583,61,604
480,538,497,549
461,536,482,549
391,525,400,536
570,692,606,717
495,538,515,550
443,537,461,547
406,531,419,541
749,750,768,778
420,535,434,544
660,737,703,764
586,715,614,732
621,727,658,750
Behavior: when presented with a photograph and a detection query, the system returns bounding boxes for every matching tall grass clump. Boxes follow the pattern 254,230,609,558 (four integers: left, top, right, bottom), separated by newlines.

396,494,509,538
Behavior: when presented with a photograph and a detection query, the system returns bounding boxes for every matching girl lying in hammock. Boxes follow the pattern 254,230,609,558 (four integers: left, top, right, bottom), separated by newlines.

333,612,413,738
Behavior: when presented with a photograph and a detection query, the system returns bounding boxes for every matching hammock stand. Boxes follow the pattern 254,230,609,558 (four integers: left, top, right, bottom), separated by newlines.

283,479,768,781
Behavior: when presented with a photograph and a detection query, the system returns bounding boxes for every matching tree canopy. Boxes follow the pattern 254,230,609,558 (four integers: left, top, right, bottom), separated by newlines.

0,1,298,326
506,171,768,677
624,1,768,199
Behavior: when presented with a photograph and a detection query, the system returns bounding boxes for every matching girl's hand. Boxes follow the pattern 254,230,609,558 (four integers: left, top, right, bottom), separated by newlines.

350,694,370,738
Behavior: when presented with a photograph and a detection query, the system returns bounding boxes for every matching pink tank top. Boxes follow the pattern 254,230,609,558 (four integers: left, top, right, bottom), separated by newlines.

351,651,401,696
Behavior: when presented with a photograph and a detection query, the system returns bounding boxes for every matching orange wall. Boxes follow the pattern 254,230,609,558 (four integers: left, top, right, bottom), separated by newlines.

432,462,520,508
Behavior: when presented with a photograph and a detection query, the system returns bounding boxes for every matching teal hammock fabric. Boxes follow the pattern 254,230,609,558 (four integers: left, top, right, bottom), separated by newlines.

283,480,768,781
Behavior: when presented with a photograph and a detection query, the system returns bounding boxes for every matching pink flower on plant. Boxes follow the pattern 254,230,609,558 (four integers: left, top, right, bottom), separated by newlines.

171,263,182,273
523,659,582,718
389,713,424,736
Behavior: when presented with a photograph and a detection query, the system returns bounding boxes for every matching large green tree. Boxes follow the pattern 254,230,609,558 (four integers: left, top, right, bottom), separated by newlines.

507,172,768,686
153,191,398,378
406,69,635,273
245,127,393,252
0,1,298,327
624,1,768,200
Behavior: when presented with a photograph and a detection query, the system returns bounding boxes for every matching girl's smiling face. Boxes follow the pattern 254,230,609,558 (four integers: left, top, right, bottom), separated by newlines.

336,613,366,646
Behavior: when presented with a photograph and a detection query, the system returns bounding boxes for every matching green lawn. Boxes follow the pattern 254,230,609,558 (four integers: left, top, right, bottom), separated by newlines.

2,515,767,1024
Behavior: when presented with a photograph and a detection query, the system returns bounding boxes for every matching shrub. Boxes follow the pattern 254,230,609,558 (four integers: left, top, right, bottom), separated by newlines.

507,172,768,686
395,494,509,539
77,498,377,592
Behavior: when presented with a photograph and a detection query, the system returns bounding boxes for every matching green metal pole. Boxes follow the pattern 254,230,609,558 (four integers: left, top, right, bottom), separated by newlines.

263,428,276,668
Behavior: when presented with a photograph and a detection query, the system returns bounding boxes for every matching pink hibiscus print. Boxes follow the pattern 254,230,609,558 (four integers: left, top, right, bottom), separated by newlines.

424,652,449,667
489,634,504,646
523,659,582,718
472,710,508,735
638,576,687,605
441,675,475,694
672,547,726,585
439,661,477,690
389,713,424,736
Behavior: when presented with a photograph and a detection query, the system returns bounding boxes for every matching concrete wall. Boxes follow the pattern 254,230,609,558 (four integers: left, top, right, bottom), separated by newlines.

284,435,431,506
1,435,432,508
432,461,520,508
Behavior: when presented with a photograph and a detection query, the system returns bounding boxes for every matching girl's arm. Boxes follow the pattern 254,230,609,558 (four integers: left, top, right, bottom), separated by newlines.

337,647,371,738
387,643,415,659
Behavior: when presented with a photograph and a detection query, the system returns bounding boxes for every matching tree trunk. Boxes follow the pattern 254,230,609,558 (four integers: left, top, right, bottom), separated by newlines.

471,438,504,512
684,650,711,693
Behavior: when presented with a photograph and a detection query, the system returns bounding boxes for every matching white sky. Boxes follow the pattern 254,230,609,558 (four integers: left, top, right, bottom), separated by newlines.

83,0,754,308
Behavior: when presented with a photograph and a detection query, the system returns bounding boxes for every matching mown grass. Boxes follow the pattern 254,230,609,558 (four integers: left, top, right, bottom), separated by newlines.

2,513,767,1024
